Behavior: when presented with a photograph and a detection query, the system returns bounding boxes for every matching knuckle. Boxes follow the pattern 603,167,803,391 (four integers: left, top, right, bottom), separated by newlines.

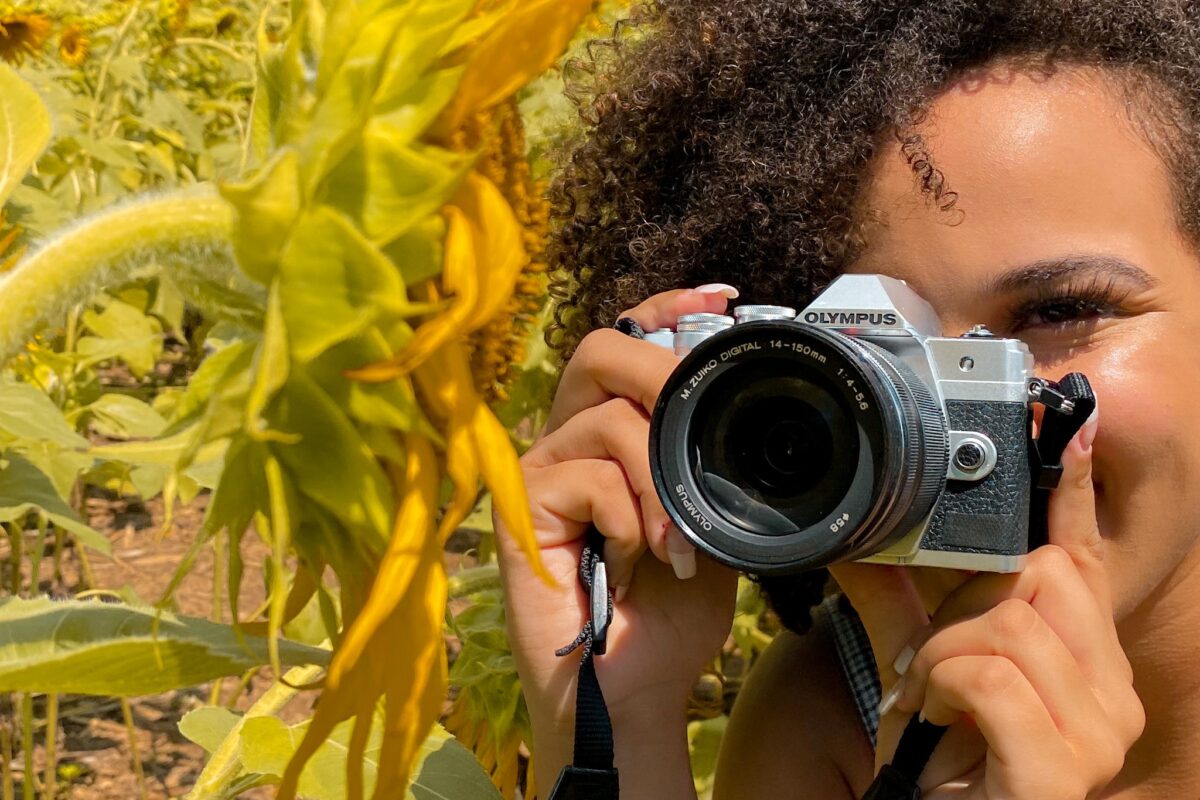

1120,690,1147,744
988,598,1042,640
596,461,629,493
1090,730,1128,785
1031,544,1075,577
600,397,644,429
969,657,1021,697
574,328,622,370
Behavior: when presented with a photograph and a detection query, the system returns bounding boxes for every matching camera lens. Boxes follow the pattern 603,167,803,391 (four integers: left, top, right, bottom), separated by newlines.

691,368,857,534
650,321,949,574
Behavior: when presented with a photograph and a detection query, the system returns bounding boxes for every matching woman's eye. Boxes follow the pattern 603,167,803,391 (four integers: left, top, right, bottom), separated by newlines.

1010,294,1121,332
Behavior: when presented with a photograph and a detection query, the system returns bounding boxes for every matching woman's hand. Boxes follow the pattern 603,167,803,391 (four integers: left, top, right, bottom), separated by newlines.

494,287,741,797
833,402,1145,799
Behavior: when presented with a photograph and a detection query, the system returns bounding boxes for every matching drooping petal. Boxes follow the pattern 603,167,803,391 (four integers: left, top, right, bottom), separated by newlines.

436,0,593,135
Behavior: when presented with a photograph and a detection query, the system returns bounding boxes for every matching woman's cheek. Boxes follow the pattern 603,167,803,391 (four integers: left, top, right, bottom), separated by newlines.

1073,337,1200,617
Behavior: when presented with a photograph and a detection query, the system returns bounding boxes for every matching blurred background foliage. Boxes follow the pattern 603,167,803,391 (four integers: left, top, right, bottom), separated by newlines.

0,1,781,798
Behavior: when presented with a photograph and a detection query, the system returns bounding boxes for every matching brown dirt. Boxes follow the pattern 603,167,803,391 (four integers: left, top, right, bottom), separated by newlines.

0,488,302,799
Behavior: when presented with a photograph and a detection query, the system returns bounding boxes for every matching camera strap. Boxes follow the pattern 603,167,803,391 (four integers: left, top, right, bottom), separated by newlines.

860,371,1095,800
546,527,620,800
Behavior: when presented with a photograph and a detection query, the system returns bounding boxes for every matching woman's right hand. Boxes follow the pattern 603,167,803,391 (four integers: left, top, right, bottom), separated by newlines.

494,287,741,793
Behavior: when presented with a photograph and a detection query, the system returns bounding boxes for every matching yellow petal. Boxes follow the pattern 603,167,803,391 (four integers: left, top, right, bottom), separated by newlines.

455,172,525,330
374,561,447,798
468,374,550,584
338,434,439,668
279,434,439,800
348,173,523,379
437,0,593,134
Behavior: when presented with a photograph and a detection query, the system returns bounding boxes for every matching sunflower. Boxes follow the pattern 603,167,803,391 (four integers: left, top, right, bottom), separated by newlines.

0,12,51,65
58,25,88,66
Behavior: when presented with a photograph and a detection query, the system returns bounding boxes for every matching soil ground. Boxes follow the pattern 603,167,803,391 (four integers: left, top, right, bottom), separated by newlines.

1,488,484,800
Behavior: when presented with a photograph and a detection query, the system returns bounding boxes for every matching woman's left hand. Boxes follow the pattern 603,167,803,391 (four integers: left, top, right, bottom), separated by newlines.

832,404,1146,799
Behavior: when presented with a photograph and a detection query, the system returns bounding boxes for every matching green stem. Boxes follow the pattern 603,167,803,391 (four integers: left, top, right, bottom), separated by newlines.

0,698,12,800
0,190,235,362
43,693,56,800
446,563,501,599
20,694,34,800
29,518,47,599
120,699,147,800
187,664,325,799
6,524,21,596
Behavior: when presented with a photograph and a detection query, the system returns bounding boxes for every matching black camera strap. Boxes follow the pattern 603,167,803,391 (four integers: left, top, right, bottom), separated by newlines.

861,372,1095,800
546,527,620,800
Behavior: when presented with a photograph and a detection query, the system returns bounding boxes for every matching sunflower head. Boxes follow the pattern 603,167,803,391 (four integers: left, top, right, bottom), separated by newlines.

0,12,51,65
58,25,88,66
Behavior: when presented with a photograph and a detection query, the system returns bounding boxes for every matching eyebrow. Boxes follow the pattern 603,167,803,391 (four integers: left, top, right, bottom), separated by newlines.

986,255,1159,294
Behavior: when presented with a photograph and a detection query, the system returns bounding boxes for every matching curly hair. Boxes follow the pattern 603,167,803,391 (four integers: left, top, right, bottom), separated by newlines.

545,0,1200,633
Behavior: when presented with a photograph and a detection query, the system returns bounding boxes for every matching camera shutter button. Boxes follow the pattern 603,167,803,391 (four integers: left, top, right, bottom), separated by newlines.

953,442,985,471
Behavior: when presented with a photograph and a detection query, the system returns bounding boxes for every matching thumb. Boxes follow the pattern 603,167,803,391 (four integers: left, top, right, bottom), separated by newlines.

1045,397,1108,612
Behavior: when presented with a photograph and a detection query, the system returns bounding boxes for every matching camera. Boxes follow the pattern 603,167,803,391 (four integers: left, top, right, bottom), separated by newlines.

646,274,1047,575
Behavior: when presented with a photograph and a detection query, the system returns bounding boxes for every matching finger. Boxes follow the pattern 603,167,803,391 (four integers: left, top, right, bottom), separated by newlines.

501,459,647,591
920,656,1076,795
892,599,1109,745
829,562,930,686
544,329,680,433
524,399,674,583
1045,397,1109,613
929,544,1128,689
617,285,739,331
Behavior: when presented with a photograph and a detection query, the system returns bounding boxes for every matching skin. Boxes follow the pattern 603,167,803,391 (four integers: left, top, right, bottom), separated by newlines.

497,63,1200,798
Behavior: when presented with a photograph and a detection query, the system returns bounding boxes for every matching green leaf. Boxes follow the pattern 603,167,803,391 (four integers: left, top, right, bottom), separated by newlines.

0,380,88,449
266,371,392,548
0,63,52,207
86,394,169,439
179,706,242,754
0,453,105,552
237,715,501,800
325,135,472,247
220,148,303,285
80,299,164,378
276,206,410,360
0,596,330,696
688,716,728,800
373,0,475,108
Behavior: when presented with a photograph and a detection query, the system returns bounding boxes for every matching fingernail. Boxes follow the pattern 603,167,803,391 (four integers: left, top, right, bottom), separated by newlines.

918,709,927,724
892,645,916,676
1079,398,1100,452
615,584,629,604
666,525,696,580
878,678,905,716
694,283,739,299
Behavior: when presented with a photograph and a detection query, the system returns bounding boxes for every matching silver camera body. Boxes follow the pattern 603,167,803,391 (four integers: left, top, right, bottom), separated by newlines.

646,274,1038,574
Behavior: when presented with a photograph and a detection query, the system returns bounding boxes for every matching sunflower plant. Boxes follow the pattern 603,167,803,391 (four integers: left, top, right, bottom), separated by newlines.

0,0,597,798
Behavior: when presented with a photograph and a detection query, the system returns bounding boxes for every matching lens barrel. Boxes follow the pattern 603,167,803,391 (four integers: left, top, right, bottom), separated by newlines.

649,321,948,573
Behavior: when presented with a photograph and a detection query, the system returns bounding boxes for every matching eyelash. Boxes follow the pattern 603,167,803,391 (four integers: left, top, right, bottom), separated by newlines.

1006,277,1133,332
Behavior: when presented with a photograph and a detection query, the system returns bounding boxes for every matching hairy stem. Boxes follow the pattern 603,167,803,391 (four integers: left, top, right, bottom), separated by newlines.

0,190,235,362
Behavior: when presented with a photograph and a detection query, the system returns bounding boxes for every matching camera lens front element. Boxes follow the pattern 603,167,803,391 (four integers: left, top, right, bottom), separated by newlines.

649,321,948,573
691,367,858,534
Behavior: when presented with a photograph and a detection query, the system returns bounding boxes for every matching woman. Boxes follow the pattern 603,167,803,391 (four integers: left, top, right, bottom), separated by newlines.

496,2,1200,796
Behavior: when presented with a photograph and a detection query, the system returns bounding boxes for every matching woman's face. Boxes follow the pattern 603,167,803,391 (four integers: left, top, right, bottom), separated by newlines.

849,65,1200,621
